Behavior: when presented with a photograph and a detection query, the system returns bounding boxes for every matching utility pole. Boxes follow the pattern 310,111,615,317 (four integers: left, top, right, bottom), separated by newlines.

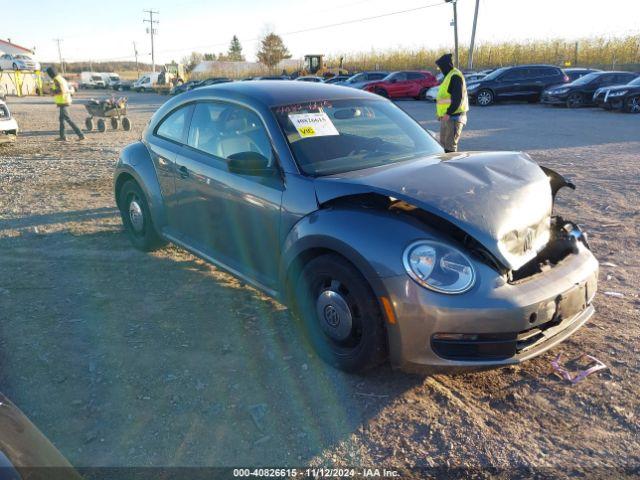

53,38,65,74
143,9,159,72
468,0,480,70
445,0,459,68
133,41,140,78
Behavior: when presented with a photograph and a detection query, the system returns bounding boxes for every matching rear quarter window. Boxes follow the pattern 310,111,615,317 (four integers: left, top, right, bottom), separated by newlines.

155,105,192,144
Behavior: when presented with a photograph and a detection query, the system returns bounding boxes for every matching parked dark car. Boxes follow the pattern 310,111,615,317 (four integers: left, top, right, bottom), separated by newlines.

467,65,569,106
295,76,324,82
363,71,439,100
324,75,350,84
562,67,601,82
337,71,389,89
114,81,598,373
595,76,640,113
170,79,200,95
111,80,133,92
541,71,639,108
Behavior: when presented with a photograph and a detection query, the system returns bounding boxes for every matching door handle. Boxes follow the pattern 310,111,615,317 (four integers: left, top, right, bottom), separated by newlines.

178,165,189,178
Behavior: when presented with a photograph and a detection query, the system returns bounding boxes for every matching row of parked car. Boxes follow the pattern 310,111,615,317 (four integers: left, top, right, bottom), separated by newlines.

165,64,640,114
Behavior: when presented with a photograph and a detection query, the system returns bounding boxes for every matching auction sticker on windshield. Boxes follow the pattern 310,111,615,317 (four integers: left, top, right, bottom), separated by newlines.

288,112,340,138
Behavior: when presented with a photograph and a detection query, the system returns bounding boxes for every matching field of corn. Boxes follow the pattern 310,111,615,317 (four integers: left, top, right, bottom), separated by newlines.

328,34,640,72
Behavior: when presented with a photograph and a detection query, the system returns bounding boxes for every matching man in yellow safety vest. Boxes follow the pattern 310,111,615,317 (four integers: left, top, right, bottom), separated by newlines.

435,53,468,152
46,67,85,141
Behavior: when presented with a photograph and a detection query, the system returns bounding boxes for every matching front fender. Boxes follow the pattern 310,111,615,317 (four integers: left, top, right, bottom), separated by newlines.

279,207,448,295
113,141,167,230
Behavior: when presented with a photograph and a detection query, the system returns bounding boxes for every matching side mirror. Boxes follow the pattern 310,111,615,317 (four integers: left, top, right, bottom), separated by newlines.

227,151,274,176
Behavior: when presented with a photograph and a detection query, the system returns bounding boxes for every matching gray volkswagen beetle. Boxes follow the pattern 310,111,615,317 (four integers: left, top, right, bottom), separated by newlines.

114,81,598,373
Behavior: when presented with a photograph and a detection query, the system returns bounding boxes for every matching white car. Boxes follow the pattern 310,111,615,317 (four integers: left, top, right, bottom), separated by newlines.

0,100,19,144
424,85,439,102
0,53,40,71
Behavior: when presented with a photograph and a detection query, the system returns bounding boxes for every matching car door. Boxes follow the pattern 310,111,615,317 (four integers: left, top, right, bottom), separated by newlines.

173,101,284,288
494,68,525,99
386,72,408,97
147,103,194,232
406,72,425,96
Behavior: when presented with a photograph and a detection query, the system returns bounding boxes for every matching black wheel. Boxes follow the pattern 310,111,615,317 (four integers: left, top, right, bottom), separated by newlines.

110,117,119,130
292,254,387,372
476,89,494,106
118,179,166,251
97,119,106,132
12,63,18,70
624,95,640,113
122,117,132,131
566,93,584,108
417,88,427,100
374,88,389,98
85,117,94,131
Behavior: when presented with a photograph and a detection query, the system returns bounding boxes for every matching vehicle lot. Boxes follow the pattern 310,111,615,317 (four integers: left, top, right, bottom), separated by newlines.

0,91,639,473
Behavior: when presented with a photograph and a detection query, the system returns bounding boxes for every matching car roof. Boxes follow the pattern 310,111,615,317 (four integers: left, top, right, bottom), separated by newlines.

189,80,374,107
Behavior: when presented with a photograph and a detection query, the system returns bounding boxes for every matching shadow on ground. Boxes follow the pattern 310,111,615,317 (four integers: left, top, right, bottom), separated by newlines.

0,213,424,467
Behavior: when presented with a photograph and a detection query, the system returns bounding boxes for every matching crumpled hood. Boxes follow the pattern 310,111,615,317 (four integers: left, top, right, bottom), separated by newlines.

314,151,553,271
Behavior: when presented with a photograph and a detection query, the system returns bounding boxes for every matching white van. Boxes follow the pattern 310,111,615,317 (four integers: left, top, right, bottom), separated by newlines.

101,72,121,88
80,72,106,89
133,72,160,92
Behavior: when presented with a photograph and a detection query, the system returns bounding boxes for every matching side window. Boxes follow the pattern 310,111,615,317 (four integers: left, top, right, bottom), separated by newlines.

370,73,386,80
391,72,407,81
187,102,274,166
501,69,523,81
616,74,635,84
407,72,424,80
156,105,191,143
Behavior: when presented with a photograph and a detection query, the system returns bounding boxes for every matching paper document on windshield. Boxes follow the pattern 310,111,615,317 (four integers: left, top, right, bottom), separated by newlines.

289,112,339,138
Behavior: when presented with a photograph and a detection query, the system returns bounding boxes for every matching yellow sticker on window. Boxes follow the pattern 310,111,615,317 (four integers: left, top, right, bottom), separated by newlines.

289,112,339,138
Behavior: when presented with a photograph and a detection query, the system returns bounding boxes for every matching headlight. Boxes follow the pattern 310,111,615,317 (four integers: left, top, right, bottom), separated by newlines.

467,83,480,91
552,87,570,94
403,240,476,294
608,90,627,97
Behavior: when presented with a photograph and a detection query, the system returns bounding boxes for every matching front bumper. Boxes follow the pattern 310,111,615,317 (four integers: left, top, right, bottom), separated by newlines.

382,243,598,372
540,93,568,105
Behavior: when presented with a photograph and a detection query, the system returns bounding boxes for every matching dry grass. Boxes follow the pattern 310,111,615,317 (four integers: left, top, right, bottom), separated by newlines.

327,35,640,72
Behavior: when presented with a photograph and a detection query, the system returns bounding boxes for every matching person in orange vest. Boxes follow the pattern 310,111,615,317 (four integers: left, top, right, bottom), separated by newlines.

435,53,468,152
46,66,85,141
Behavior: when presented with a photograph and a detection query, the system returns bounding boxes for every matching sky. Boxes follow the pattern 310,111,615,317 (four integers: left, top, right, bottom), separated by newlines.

3,0,639,64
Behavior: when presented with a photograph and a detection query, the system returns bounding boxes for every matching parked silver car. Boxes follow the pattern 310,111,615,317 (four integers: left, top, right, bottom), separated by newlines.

114,81,598,373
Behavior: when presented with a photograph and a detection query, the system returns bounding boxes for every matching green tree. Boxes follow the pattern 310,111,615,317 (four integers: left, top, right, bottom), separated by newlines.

257,33,291,70
227,35,245,61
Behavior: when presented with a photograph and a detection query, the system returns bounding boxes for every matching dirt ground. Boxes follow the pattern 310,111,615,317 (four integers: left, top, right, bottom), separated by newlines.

0,91,639,477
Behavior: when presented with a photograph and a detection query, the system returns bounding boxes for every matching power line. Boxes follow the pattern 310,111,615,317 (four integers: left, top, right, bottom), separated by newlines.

63,1,447,63
53,38,65,73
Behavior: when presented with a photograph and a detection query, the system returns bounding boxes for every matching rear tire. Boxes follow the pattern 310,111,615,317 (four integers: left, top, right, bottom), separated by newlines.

476,89,494,106
292,254,387,373
566,93,584,108
97,119,106,132
624,95,640,113
85,117,94,131
110,117,119,130
118,179,166,251
417,88,427,100
122,117,132,131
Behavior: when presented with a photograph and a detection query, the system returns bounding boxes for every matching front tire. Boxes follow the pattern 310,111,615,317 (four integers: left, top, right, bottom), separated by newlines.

374,88,389,98
476,89,494,106
118,180,166,251
624,95,640,113
293,254,387,373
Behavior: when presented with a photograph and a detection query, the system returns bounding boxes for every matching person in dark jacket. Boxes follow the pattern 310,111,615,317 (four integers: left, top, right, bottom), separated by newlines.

434,53,468,152
46,66,85,141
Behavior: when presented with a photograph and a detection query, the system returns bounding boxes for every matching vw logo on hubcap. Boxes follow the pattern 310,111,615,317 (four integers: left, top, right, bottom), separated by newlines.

323,305,340,327
316,290,353,342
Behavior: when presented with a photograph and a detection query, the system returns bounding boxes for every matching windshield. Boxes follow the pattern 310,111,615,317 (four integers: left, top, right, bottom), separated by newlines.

16,55,32,60
480,67,509,81
347,73,365,83
272,98,443,176
570,72,601,86
627,76,640,86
